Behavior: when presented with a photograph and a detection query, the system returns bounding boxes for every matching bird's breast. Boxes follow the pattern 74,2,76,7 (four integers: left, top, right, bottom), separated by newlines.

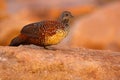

44,29,68,45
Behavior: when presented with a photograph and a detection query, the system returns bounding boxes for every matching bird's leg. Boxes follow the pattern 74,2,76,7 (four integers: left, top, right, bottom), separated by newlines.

43,46,57,50
43,46,49,49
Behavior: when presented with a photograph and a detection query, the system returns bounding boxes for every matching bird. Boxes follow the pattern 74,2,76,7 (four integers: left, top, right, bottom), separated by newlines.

9,11,74,49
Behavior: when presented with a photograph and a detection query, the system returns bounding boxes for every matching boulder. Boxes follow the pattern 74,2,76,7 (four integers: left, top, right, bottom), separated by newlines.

0,45,119,80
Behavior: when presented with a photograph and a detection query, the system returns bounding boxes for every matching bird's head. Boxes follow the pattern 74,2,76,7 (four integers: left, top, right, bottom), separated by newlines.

59,11,74,26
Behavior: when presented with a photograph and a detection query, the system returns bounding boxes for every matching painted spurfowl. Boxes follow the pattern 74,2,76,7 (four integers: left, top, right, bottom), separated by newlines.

9,11,73,49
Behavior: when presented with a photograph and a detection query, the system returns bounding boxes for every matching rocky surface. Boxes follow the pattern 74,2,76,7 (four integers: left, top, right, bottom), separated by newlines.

0,45,119,80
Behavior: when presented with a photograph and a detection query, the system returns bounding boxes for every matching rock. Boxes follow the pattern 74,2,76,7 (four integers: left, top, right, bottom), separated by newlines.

69,2,120,51
0,45,119,80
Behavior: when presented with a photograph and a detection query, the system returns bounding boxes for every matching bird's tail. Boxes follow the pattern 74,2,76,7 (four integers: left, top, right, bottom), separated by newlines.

9,36,25,46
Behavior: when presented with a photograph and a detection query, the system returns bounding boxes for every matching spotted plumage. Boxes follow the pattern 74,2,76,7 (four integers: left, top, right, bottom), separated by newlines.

9,11,73,49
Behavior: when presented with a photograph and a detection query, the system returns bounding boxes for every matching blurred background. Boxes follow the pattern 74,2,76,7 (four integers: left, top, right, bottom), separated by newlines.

0,0,120,52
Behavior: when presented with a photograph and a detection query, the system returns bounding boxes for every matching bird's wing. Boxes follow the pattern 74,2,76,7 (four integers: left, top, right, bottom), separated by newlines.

21,22,40,38
21,21,63,38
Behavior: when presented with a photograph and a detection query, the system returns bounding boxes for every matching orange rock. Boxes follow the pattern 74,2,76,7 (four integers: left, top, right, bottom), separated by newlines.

0,46,119,80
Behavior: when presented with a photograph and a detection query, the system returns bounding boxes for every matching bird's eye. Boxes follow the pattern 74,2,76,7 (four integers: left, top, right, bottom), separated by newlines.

65,14,68,16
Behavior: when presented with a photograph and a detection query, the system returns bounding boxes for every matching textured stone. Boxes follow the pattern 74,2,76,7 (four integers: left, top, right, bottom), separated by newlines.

0,45,119,80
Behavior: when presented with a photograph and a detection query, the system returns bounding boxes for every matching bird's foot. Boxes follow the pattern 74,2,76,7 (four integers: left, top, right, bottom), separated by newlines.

43,46,57,50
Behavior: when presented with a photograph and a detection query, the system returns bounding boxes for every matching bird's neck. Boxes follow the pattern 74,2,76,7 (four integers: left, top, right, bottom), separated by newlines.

61,19,70,31
58,18,70,27
62,19,69,26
